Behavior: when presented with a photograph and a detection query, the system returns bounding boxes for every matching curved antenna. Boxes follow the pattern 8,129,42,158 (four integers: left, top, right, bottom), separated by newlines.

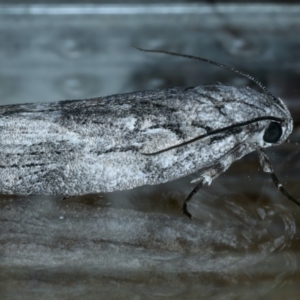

134,47,280,105
142,116,284,155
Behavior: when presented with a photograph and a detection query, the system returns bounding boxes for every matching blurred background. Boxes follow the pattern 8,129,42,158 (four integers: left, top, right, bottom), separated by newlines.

1,1,300,299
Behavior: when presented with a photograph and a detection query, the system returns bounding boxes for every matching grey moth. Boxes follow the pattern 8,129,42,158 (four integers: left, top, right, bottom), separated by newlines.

0,47,298,219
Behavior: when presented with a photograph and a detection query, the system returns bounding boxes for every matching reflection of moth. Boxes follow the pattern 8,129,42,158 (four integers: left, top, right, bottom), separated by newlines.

0,48,298,219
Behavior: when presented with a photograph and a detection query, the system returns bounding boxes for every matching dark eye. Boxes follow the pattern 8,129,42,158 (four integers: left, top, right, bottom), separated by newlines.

263,122,282,143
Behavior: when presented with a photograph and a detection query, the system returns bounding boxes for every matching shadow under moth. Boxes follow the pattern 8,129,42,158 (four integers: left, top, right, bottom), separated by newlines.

1,47,299,219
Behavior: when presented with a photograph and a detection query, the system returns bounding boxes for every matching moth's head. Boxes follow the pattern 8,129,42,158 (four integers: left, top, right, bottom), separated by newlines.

135,47,295,154
258,98,293,148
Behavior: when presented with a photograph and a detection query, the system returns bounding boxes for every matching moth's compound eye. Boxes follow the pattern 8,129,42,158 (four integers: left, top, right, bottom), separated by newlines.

263,122,282,143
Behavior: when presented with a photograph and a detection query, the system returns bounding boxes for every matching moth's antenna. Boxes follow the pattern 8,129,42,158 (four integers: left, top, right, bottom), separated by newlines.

134,47,279,104
142,116,284,156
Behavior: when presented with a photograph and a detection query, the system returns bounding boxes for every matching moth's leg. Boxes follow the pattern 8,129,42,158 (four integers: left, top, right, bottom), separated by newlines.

257,147,300,207
183,163,226,219
182,179,205,219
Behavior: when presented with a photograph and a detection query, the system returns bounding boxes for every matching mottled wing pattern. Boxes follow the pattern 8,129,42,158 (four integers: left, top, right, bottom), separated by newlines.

0,85,287,195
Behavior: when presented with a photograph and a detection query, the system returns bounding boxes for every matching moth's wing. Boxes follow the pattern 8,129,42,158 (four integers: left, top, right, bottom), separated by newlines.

136,86,232,154
0,85,283,196
0,85,276,159
0,101,76,148
0,90,185,162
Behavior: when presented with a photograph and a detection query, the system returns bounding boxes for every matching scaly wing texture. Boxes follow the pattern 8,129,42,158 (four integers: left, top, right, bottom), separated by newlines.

0,85,287,195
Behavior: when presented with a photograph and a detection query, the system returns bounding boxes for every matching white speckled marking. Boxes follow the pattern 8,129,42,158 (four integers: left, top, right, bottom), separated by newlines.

0,85,293,195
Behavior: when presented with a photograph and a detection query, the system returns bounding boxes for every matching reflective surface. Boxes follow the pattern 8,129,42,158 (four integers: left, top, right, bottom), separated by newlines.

1,3,300,299
1,155,300,299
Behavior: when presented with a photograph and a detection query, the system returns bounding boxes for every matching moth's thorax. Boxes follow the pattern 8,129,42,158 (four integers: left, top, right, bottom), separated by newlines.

188,85,293,148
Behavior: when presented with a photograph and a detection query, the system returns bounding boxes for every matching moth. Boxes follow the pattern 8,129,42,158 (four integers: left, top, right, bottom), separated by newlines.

0,47,299,219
